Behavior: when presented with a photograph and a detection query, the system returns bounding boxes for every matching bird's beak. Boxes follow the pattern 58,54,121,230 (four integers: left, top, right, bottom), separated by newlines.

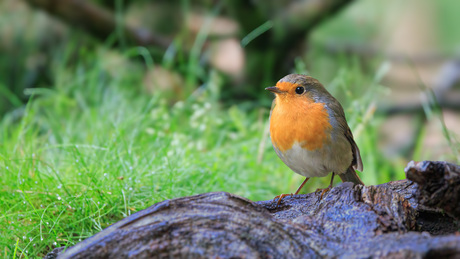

265,86,283,94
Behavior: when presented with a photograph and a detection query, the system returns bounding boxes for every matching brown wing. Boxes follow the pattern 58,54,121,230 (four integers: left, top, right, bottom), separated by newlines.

325,95,363,172
344,126,363,171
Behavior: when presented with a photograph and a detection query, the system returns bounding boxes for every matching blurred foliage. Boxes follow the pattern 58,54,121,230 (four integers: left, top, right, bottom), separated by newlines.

2,0,360,115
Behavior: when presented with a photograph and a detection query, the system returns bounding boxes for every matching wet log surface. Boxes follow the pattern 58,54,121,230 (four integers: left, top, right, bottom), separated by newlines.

50,161,460,258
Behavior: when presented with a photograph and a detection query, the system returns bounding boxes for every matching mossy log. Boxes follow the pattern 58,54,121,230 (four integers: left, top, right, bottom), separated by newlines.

48,161,460,259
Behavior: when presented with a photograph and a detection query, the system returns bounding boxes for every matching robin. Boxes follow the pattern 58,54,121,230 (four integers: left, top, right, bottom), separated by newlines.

266,74,364,205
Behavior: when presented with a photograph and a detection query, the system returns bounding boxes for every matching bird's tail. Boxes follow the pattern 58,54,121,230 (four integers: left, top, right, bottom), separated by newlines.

338,166,364,186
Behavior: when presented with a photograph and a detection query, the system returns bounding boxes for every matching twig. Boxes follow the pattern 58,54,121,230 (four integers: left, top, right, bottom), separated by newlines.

378,99,460,116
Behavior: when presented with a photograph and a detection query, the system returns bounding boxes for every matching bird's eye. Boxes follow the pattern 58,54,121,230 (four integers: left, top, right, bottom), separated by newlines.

295,87,305,94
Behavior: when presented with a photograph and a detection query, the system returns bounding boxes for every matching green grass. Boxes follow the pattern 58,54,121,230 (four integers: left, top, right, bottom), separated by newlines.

0,43,394,257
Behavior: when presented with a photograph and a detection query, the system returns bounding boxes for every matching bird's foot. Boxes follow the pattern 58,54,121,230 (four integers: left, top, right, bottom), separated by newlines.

315,187,331,200
272,193,293,206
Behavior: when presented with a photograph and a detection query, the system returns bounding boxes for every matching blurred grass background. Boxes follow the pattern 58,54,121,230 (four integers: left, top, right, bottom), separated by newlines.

1,0,460,257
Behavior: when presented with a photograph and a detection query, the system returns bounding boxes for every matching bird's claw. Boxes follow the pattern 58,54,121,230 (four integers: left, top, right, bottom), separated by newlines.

272,193,293,206
315,187,331,200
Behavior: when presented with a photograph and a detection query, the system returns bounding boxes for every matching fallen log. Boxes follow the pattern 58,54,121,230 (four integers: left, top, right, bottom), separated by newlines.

48,161,460,258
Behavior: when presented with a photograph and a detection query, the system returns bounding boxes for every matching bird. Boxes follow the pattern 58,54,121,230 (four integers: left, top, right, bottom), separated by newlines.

265,74,364,205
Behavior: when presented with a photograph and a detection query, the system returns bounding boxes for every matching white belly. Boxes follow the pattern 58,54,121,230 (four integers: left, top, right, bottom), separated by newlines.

273,139,352,178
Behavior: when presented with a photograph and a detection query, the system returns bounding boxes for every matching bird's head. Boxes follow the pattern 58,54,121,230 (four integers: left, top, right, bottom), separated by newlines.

265,74,330,103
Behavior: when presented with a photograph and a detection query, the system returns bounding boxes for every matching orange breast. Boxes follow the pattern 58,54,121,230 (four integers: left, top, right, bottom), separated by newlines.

270,96,332,152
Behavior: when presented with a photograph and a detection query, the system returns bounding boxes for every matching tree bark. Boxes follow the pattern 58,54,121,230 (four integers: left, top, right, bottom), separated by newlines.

49,161,460,258
406,160,460,219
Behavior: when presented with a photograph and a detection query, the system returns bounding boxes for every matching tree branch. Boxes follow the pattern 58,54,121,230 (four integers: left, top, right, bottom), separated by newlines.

24,0,171,48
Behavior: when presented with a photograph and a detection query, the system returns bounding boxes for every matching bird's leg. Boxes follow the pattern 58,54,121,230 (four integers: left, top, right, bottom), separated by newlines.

273,178,310,206
315,173,335,199
294,177,310,195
